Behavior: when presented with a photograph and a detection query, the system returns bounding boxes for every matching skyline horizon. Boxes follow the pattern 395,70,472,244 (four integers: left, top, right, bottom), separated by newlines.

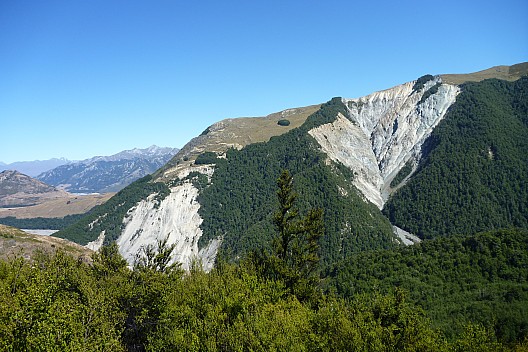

2,0,527,163
2,60,527,164
1,144,179,164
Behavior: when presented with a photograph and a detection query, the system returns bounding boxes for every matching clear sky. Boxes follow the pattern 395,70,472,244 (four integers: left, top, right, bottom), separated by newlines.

1,0,527,163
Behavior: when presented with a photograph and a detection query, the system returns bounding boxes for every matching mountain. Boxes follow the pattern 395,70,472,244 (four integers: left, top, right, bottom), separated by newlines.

0,170,68,207
384,77,528,238
37,145,179,193
0,158,70,177
440,62,528,85
55,63,528,272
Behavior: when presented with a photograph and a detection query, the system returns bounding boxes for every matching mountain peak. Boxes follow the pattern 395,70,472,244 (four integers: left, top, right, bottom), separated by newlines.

82,145,178,165
0,170,57,194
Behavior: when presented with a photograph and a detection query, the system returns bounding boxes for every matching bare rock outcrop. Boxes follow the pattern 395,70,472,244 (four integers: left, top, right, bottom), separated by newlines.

309,77,459,208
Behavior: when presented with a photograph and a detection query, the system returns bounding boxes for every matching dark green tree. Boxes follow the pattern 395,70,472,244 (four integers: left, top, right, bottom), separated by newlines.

255,170,324,302
133,236,181,274
92,242,128,279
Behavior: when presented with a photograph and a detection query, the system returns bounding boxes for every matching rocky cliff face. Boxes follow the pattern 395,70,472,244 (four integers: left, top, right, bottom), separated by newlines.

309,77,459,208
116,166,219,271
113,107,320,270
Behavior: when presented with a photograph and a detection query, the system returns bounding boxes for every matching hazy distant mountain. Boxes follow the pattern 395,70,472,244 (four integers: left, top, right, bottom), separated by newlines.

0,158,70,177
37,146,179,193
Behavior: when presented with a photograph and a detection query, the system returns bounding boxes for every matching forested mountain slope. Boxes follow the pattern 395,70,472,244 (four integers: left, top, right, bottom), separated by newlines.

384,77,528,238
195,99,396,267
55,64,528,272
328,228,528,344
57,100,398,269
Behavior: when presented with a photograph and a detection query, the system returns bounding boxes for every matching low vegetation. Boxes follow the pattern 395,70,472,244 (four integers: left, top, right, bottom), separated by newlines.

0,224,92,262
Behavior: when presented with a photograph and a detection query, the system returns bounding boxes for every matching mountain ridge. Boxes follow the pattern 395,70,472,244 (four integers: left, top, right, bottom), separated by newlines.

55,62,528,272
440,62,528,84
38,145,179,193
0,170,67,208
0,158,70,177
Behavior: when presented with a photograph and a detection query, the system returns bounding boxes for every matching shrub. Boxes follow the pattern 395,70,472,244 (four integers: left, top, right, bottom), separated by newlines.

195,152,219,165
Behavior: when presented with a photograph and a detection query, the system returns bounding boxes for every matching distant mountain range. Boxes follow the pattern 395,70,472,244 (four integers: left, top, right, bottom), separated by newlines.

0,158,69,177
37,145,179,193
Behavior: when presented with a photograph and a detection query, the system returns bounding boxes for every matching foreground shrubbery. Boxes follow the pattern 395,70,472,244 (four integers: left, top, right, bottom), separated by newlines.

0,243,527,351
2,172,527,350
329,228,528,344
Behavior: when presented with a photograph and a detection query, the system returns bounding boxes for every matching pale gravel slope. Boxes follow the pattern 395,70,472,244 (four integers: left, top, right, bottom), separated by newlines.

309,77,459,208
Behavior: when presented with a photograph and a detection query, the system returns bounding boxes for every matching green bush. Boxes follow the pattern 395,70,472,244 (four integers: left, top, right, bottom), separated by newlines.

194,151,219,165
413,74,434,92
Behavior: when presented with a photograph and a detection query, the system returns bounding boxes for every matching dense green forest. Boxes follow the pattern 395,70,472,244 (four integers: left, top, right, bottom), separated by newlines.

385,77,528,238
1,226,527,351
0,214,84,230
328,228,528,344
197,98,395,267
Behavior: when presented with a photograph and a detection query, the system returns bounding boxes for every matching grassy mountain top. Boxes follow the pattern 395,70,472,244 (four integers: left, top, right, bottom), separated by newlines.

156,104,320,180
440,62,528,85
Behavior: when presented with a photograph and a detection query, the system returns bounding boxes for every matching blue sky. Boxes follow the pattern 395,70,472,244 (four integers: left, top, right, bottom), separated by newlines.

1,0,527,163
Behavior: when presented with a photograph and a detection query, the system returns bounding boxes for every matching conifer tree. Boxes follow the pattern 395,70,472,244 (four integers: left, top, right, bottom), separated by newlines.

267,169,324,301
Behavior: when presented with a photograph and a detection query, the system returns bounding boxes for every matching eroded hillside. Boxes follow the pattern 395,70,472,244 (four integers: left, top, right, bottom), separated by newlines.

55,63,528,271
